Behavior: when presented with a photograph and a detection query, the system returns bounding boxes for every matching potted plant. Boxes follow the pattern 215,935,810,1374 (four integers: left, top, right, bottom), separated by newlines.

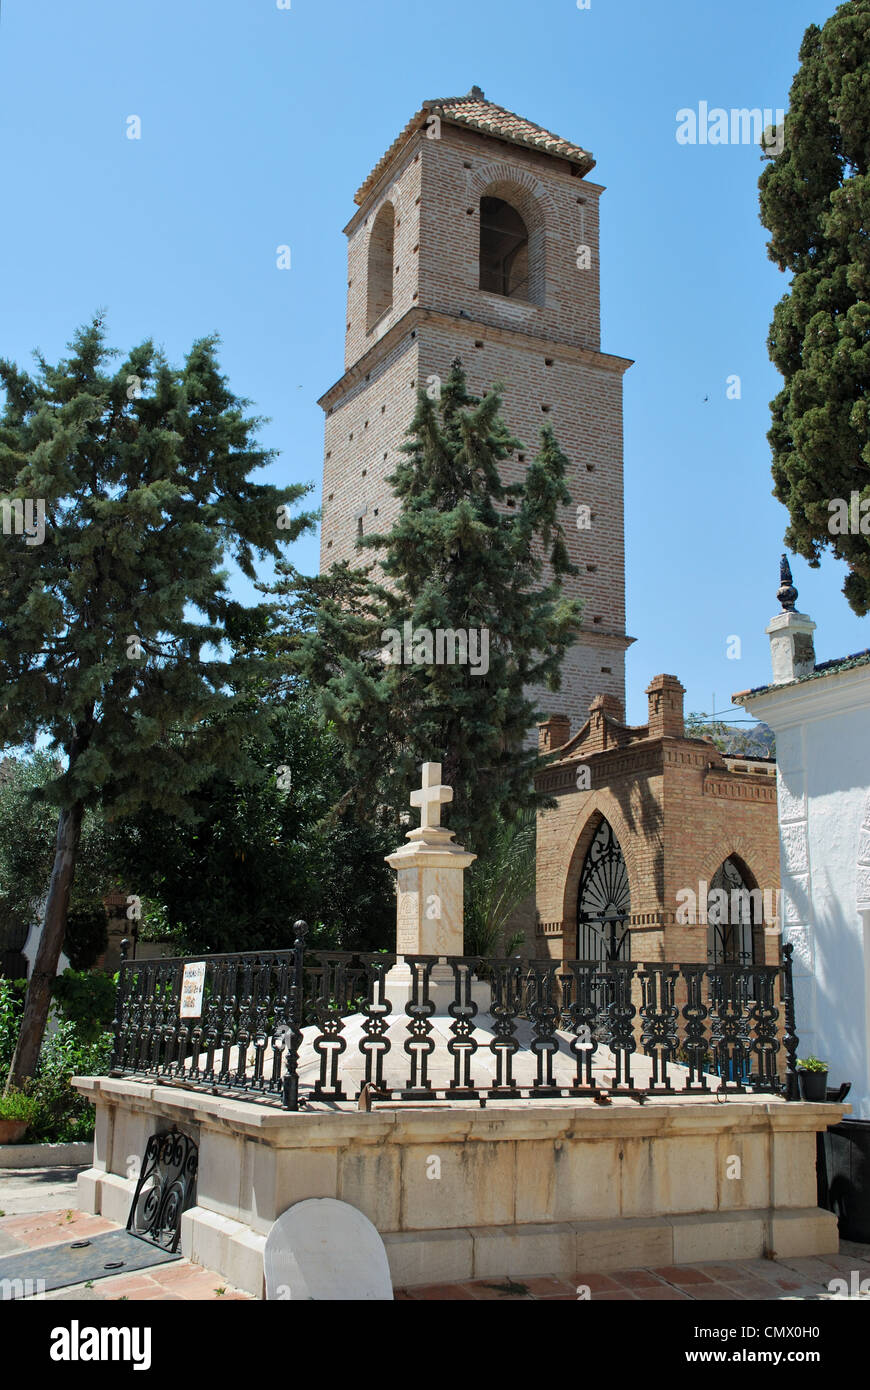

797,1055,829,1101
0,1089,39,1144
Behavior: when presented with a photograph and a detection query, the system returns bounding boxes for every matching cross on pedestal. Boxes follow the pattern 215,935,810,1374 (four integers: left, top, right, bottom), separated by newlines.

385,762,484,1011
410,762,453,833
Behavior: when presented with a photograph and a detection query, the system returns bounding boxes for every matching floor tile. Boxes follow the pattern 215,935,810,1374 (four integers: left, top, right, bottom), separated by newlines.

405,1283,476,1300
651,1265,714,1285
611,1268,667,1289
572,1271,622,1292
689,1283,746,1300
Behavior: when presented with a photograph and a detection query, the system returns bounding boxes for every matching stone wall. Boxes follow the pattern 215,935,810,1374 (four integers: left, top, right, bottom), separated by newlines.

74,1077,840,1296
741,664,870,1116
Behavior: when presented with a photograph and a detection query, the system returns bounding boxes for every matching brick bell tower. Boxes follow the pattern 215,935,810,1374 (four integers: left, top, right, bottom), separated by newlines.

318,87,633,727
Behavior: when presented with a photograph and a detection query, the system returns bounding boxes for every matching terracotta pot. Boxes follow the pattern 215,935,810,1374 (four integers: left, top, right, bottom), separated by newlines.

0,1118,29,1144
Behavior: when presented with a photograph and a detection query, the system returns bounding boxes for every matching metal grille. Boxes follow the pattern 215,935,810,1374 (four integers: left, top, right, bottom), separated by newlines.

576,818,630,961
707,857,758,965
127,1130,198,1253
110,927,801,1110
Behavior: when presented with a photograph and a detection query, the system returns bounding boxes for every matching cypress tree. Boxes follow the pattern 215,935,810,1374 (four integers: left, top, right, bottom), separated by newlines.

276,360,582,854
759,0,870,612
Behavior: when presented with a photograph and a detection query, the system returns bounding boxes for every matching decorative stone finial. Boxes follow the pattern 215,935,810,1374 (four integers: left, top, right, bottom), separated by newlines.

766,558,816,683
467,85,485,99
777,554,798,612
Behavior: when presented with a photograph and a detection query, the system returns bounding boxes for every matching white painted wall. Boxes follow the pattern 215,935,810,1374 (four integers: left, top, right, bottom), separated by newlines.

21,916,69,981
743,665,870,1117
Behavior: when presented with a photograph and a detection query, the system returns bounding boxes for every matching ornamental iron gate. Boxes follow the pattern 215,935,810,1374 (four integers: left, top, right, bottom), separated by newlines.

707,856,759,965
127,1130,198,1253
576,818,631,962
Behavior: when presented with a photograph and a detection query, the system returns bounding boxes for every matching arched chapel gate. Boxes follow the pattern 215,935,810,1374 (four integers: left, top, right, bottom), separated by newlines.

562,813,781,1084
571,816,767,968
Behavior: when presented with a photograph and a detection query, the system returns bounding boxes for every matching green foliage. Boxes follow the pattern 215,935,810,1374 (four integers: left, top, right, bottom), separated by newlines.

104,698,395,953
273,361,582,857
24,1023,114,1143
0,752,112,926
798,1055,828,1072
0,315,315,1081
0,316,316,815
0,976,25,1073
758,0,870,613
52,969,116,1043
0,1089,39,1123
62,906,109,972
464,809,536,957
0,974,112,1138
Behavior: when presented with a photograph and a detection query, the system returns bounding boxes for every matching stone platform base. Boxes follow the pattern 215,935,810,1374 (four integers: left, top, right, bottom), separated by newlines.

72,1077,843,1297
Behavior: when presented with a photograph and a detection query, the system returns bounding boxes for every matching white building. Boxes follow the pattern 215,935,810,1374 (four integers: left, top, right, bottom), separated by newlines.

734,559,870,1116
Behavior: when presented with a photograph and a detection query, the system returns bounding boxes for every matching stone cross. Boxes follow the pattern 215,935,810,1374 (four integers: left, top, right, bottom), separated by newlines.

409,762,453,833
385,763,486,1013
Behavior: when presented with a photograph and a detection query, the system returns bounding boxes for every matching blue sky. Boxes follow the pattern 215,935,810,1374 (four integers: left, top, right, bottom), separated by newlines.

0,0,864,727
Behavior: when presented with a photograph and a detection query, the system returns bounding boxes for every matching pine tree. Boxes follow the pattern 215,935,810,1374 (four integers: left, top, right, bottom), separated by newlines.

759,0,870,613
274,361,582,855
0,317,315,1087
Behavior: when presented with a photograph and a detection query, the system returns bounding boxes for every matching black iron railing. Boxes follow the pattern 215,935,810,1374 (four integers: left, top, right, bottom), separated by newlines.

111,927,800,1110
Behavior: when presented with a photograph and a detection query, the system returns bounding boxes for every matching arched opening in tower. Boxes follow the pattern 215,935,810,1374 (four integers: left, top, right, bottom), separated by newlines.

479,196,530,300
367,202,395,329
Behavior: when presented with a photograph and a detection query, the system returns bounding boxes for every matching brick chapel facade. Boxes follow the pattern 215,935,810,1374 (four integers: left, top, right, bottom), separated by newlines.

534,676,781,965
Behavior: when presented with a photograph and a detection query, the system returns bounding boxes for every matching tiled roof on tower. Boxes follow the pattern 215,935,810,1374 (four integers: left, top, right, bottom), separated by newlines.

354,86,596,204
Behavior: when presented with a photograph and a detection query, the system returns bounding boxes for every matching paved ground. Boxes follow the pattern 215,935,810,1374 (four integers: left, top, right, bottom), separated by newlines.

0,1168,250,1301
2,1166,869,1301
0,1164,90,1219
395,1243,870,1300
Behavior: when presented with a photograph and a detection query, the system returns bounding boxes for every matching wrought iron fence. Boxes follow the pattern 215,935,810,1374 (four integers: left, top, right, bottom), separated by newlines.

111,927,800,1110
111,943,304,1103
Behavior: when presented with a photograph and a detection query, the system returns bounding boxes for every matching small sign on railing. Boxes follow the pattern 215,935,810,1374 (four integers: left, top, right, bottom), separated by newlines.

179,962,206,1019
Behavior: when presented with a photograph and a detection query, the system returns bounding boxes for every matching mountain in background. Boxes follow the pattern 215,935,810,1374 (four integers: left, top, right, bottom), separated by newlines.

685,714,775,759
